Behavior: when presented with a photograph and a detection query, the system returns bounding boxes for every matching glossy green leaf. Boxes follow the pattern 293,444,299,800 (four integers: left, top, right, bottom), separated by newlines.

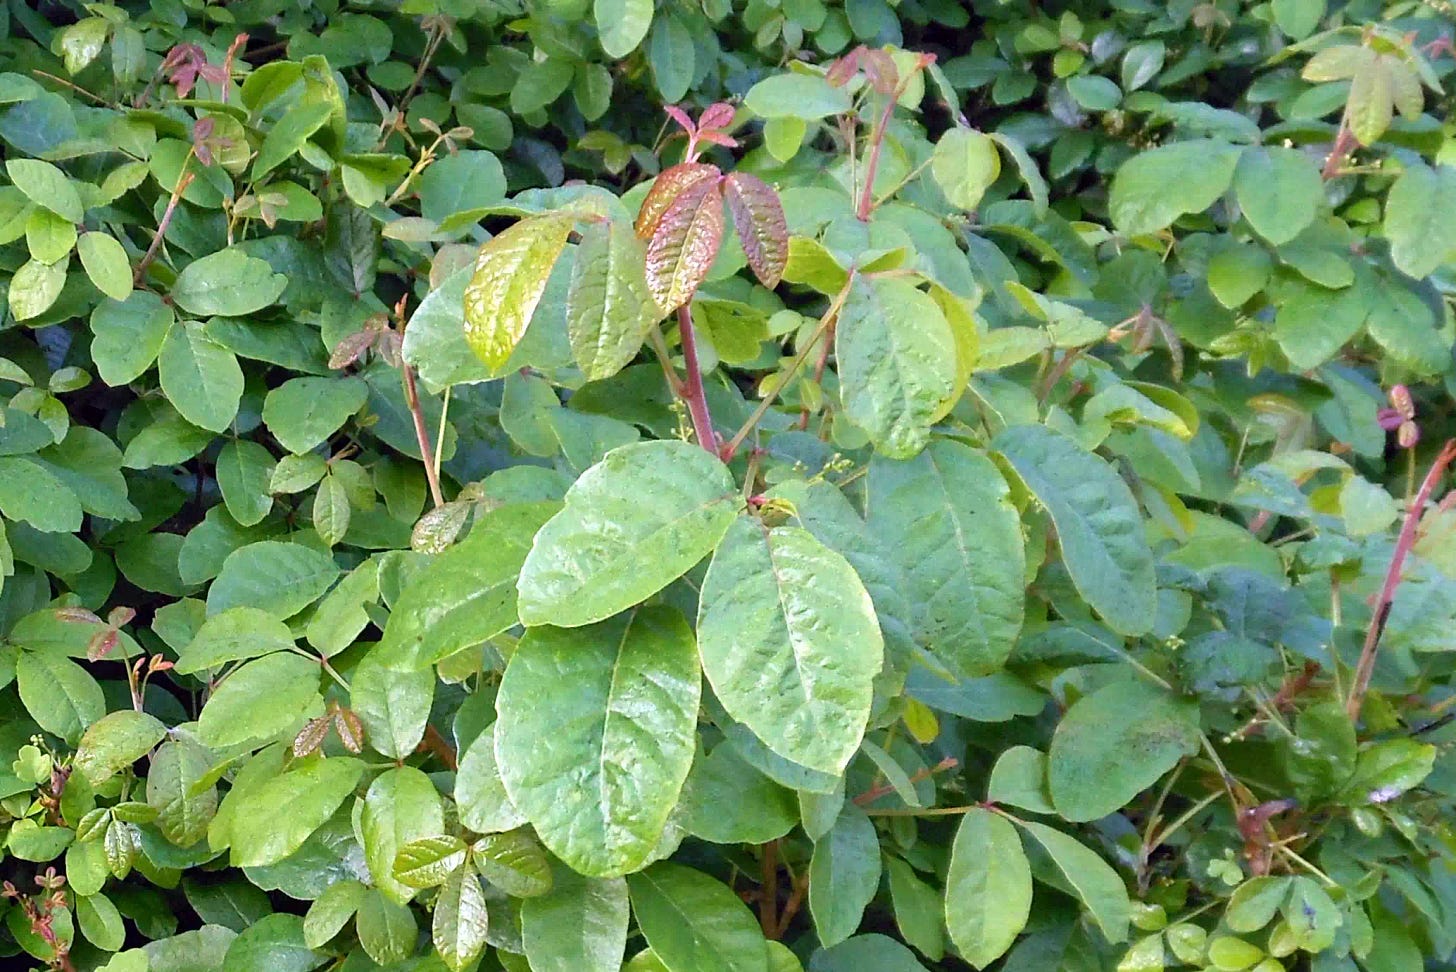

206,541,341,619
90,291,174,386
1233,147,1322,246
16,650,104,743
361,766,445,904
517,440,739,627
226,758,361,868
171,249,287,317
567,218,659,381
76,231,132,301
434,866,490,971
496,607,699,876
596,0,654,57
1108,140,1240,236
932,128,1001,211
463,215,573,369
73,710,166,787
808,804,880,947
1384,162,1456,280
628,862,768,972
1017,821,1130,943
197,652,324,748
521,864,629,972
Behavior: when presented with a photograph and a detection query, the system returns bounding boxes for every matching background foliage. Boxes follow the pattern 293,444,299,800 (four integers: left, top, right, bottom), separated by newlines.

1,1,1456,971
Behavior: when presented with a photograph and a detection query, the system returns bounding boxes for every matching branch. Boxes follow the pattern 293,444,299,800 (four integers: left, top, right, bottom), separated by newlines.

401,363,446,508
1347,439,1456,722
135,167,195,285
674,305,719,454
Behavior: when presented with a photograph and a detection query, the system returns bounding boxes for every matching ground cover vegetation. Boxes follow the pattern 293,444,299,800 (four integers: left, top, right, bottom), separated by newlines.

1,0,1456,970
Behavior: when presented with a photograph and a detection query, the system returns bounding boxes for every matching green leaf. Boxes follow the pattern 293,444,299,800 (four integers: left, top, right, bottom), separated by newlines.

745,73,853,119
303,880,365,948
349,649,434,760
77,892,125,951
808,935,928,972
216,441,274,527
159,324,244,433
567,218,659,381
6,158,83,222
511,58,575,114
227,758,361,867
867,441,1024,677
73,710,166,787
206,541,341,620
361,766,444,904
1048,677,1199,822
1347,56,1393,146
682,742,798,844
931,128,1001,211
994,424,1156,636
945,808,1032,969
456,724,527,835
808,804,881,947
8,256,68,321
628,862,768,972
356,890,416,966
521,864,629,972
885,859,943,961
835,276,957,459
1108,140,1241,236
146,740,218,848
648,16,694,102
463,215,573,369
16,650,104,743
394,836,467,889
1017,820,1130,944
253,101,333,179
698,516,881,774
987,746,1054,814
1384,163,1456,280
496,607,699,877
175,607,294,675
90,291,173,386
517,440,739,627
379,502,555,668
1274,278,1367,370
1067,75,1122,111
473,829,554,897
0,456,85,532
1233,147,1322,246
261,376,369,455
1225,876,1291,933
419,150,506,223
197,652,324,749
171,249,287,317
311,473,350,547
596,0,654,57
76,231,132,301
434,866,490,971
220,913,321,972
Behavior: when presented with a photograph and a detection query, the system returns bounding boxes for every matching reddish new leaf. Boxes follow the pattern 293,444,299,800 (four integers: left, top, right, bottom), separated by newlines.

634,162,721,241
645,176,725,313
722,172,788,289
698,102,736,131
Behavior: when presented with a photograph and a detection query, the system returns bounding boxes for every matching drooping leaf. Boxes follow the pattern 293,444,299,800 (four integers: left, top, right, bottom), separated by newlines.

808,804,881,947
835,276,957,459
945,808,1032,969
567,218,659,381
1017,821,1131,944
516,440,739,627
866,441,1024,677
932,128,1001,211
434,866,490,971
463,215,573,369
495,607,700,877
994,424,1157,636
698,516,882,774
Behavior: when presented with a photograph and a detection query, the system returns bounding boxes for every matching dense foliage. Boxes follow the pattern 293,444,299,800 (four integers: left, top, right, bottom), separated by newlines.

1,1,1456,970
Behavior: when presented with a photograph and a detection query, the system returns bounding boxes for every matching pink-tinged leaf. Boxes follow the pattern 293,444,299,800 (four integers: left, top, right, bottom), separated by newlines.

696,131,739,148
860,49,900,95
698,102,736,131
329,328,378,370
56,607,103,625
634,162,721,240
645,176,725,313
106,606,136,627
86,630,118,662
722,172,788,289
462,215,573,370
827,46,865,87
664,104,695,136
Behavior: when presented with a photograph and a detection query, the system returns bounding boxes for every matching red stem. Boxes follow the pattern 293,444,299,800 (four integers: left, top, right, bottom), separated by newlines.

675,305,718,454
1347,439,1456,721
856,96,897,222
401,363,445,508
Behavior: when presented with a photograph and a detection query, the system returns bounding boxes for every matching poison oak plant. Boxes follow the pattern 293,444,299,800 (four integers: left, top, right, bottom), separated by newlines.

1,2,1456,972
